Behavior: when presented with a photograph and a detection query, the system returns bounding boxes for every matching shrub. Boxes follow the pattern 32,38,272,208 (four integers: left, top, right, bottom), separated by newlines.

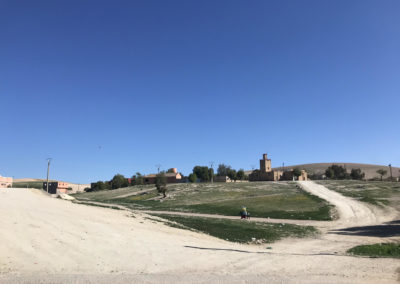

188,173,197,183
155,172,167,197
111,174,129,189
350,168,365,180
325,165,349,180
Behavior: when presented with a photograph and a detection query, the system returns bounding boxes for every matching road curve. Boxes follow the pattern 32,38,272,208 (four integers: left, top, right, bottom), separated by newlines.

298,181,380,227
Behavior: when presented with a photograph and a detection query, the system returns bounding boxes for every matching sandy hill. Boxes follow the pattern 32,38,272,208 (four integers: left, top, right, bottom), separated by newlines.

246,163,399,180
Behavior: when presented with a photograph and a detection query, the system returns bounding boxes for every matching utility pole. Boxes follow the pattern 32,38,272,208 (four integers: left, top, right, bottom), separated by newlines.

209,162,214,183
155,164,161,173
389,164,393,182
46,158,52,193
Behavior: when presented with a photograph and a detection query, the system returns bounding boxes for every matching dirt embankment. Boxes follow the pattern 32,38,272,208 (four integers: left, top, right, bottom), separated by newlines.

0,185,399,283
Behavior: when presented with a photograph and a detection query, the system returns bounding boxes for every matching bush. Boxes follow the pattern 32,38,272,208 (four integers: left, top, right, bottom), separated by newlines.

193,166,211,182
111,174,129,189
236,169,245,180
348,243,400,258
350,168,365,180
188,173,197,183
91,181,109,191
133,172,144,185
155,172,167,197
325,165,349,180
293,168,302,179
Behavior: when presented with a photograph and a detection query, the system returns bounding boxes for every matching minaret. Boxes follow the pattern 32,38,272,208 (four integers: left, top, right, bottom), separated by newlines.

260,153,272,172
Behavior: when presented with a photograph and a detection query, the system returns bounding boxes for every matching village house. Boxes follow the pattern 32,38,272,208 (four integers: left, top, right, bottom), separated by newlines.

43,181,70,194
0,175,13,188
143,168,182,184
249,154,308,182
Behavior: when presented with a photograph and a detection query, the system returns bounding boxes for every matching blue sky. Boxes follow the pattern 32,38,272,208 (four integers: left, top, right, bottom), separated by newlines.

1,0,399,183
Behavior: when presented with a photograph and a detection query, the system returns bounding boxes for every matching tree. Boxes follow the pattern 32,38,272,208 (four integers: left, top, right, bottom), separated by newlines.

111,174,128,189
155,172,167,197
292,168,302,180
217,164,231,176
325,165,349,180
91,181,108,191
134,172,144,185
236,169,245,180
376,169,387,181
188,173,197,183
350,168,365,180
227,168,237,181
167,168,176,173
193,166,211,182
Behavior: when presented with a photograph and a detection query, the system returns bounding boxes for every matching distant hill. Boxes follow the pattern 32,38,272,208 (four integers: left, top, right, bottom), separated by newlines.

246,163,400,180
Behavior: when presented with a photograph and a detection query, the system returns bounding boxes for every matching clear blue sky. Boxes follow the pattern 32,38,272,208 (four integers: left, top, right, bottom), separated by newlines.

1,0,399,183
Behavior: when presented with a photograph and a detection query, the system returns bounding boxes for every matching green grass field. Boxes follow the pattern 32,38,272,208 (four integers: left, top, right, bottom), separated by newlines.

347,243,400,258
316,180,400,209
151,214,318,243
12,181,44,189
73,182,333,220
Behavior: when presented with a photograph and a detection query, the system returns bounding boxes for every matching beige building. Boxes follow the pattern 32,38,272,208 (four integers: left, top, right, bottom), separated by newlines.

0,175,13,188
249,154,308,182
143,168,182,184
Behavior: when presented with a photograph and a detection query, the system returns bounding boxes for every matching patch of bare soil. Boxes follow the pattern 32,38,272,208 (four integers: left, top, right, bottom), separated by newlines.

0,185,398,283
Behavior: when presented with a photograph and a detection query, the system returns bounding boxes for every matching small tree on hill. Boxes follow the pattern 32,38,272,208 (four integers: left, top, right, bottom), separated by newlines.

376,169,387,181
350,168,365,180
227,168,237,181
111,174,129,189
188,173,197,183
134,172,144,185
217,164,231,176
236,169,245,181
155,172,167,197
193,166,211,182
91,181,108,191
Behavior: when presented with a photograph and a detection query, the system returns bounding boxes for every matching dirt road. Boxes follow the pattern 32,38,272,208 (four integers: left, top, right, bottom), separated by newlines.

0,185,399,283
298,181,396,227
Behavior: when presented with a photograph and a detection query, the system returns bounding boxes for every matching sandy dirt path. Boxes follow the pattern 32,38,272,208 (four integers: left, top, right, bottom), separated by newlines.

298,181,397,228
0,186,399,283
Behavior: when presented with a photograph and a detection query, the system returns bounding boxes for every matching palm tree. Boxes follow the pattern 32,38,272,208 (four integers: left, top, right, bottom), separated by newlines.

376,169,387,181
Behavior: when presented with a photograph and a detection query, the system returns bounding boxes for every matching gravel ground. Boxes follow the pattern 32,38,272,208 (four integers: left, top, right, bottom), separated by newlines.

0,183,399,283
